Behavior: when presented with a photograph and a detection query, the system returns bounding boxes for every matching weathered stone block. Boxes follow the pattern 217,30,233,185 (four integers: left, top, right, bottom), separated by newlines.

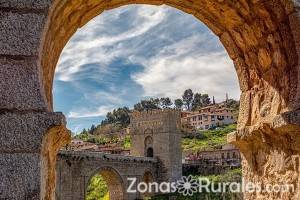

0,153,40,200
289,11,300,109
0,57,47,110
0,12,46,55
0,0,52,9
0,112,66,152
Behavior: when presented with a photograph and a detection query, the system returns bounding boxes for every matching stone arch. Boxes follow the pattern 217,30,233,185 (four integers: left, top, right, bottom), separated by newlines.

1,0,300,200
36,1,300,199
144,136,154,157
142,170,155,198
39,0,300,123
86,166,126,200
143,170,154,184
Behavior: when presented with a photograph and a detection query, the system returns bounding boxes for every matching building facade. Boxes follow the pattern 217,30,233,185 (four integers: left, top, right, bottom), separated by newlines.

183,144,241,175
182,102,236,130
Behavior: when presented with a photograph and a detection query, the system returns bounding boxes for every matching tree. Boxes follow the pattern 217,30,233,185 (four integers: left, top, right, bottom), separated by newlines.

174,99,183,109
100,107,130,129
225,99,240,110
134,99,161,111
82,128,88,135
133,102,143,112
201,94,211,107
89,124,96,135
160,97,173,108
182,89,194,110
192,93,202,111
113,107,130,127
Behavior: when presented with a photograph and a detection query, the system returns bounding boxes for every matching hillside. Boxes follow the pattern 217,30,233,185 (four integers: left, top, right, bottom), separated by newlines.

182,124,237,153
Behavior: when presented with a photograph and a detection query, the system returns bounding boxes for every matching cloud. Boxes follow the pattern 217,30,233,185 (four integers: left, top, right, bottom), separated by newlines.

55,5,168,82
132,34,240,102
68,105,114,118
84,90,125,105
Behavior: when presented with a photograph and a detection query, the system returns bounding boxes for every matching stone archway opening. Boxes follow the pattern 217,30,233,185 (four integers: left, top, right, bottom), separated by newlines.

142,171,154,198
36,1,300,200
86,167,125,200
146,147,154,158
144,136,154,158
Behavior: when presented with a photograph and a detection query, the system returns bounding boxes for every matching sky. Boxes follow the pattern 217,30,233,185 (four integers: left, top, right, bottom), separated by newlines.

53,5,240,133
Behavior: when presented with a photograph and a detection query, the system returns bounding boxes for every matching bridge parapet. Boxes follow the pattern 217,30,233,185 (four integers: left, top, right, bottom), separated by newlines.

58,150,157,163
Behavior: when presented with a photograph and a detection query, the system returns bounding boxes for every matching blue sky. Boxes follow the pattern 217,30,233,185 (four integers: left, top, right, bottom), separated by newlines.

53,5,240,133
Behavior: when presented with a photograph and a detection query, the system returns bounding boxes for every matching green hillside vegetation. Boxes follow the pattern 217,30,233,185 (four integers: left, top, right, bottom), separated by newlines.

86,174,109,200
182,124,237,152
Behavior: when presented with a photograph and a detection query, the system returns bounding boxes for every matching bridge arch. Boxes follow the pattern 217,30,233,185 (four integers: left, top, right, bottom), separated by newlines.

142,170,155,198
86,166,126,200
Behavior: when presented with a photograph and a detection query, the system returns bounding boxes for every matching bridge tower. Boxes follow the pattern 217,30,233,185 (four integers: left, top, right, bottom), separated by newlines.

129,109,182,182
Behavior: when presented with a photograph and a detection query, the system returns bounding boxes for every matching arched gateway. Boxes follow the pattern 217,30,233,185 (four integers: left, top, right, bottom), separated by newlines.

1,1,300,200
56,151,157,200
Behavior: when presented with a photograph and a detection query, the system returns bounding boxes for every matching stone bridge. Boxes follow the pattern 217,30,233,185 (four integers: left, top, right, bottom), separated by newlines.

56,150,158,200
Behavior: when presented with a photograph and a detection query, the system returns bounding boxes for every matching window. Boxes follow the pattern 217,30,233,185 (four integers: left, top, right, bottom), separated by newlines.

198,115,202,120
233,152,236,159
211,115,215,121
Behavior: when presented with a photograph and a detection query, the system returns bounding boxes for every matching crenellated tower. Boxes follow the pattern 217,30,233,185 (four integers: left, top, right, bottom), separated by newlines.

129,109,182,182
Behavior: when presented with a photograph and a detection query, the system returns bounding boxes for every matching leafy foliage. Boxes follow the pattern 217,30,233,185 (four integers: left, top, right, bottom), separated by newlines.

182,89,194,110
225,99,240,119
174,99,184,109
182,124,237,152
160,97,173,108
86,174,109,200
100,107,130,128
123,135,132,149
134,98,161,111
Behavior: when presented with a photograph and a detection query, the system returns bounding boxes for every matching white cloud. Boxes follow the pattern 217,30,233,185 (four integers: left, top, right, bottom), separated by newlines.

55,5,168,82
132,35,240,102
84,91,125,105
68,105,114,118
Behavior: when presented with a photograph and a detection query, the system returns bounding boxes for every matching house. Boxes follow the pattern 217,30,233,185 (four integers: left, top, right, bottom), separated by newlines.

181,102,236,130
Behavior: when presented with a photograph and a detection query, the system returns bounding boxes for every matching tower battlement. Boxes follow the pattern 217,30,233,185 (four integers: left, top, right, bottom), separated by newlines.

130,109,181,122
129,109,181,131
